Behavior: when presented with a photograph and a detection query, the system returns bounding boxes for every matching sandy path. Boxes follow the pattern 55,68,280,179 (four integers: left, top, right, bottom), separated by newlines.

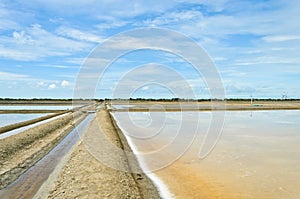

43,108,160,199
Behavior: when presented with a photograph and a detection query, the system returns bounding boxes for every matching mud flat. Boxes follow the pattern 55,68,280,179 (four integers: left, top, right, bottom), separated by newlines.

39,106,160,199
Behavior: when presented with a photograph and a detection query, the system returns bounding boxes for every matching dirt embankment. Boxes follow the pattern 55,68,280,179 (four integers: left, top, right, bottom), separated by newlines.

44,107,160,199
0,111,87,189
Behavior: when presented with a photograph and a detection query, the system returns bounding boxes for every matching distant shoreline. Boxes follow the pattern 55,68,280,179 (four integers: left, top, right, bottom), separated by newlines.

109,100,300,112
1,99,300,112
1,98,300,103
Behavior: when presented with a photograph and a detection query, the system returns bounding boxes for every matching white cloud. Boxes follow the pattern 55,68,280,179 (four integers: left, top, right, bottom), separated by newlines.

13,31,33,44
96,18,129,30
141,86,149,90
0,24,93,61
175,0,229,12
143,10,203,27
48,84,56,89
0,71,29,80
0,19,19,31
0,46,38,61
65,57,85,65
0,0,299,99
262,35,300,42
37,81,46,86
0,3,21,30
234,56,300,66
139,0,300,44
61,80,70,88
18,0,176,18
56,26,103,43
0,72,70,90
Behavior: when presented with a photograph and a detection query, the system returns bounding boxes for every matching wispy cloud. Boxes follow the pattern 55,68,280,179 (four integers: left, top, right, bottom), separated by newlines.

0,24,93,61
0,0,299,98
56,26,103,43
48,84,56,89
0,71,29,80
61,80,70,88
262,35,300,42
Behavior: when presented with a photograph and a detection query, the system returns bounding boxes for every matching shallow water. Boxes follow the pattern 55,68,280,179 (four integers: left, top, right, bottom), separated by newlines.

113,110,300,198
0,113,70,139
0,105,75,110
112,103,214,110
0,114,47,127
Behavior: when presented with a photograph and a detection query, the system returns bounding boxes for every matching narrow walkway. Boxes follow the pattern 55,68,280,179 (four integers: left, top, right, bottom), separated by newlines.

45,108,160,199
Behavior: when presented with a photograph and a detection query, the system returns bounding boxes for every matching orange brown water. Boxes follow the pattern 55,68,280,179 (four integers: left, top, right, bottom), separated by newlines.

113,110,300,199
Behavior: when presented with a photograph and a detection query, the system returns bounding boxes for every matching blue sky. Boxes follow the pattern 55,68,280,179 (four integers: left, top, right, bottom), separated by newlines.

0,0,299,99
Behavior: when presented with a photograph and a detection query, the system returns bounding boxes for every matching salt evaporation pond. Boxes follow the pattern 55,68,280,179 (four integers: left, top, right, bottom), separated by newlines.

0,105,75,110
112,110,300,199
0,114,47,128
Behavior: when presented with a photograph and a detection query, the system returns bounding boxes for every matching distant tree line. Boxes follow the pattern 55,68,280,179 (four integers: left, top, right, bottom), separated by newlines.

0,98,102,101
104,98,300,102
1,98,299,102
0,98,72,101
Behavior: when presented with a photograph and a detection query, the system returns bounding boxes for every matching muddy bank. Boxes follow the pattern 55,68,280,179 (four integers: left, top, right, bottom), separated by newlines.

43,107,160,199
0,111,86,189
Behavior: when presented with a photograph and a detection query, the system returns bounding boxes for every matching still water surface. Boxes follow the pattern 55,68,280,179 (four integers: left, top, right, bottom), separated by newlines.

0,114,47,127
113,110,300,198
0,105,74,110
